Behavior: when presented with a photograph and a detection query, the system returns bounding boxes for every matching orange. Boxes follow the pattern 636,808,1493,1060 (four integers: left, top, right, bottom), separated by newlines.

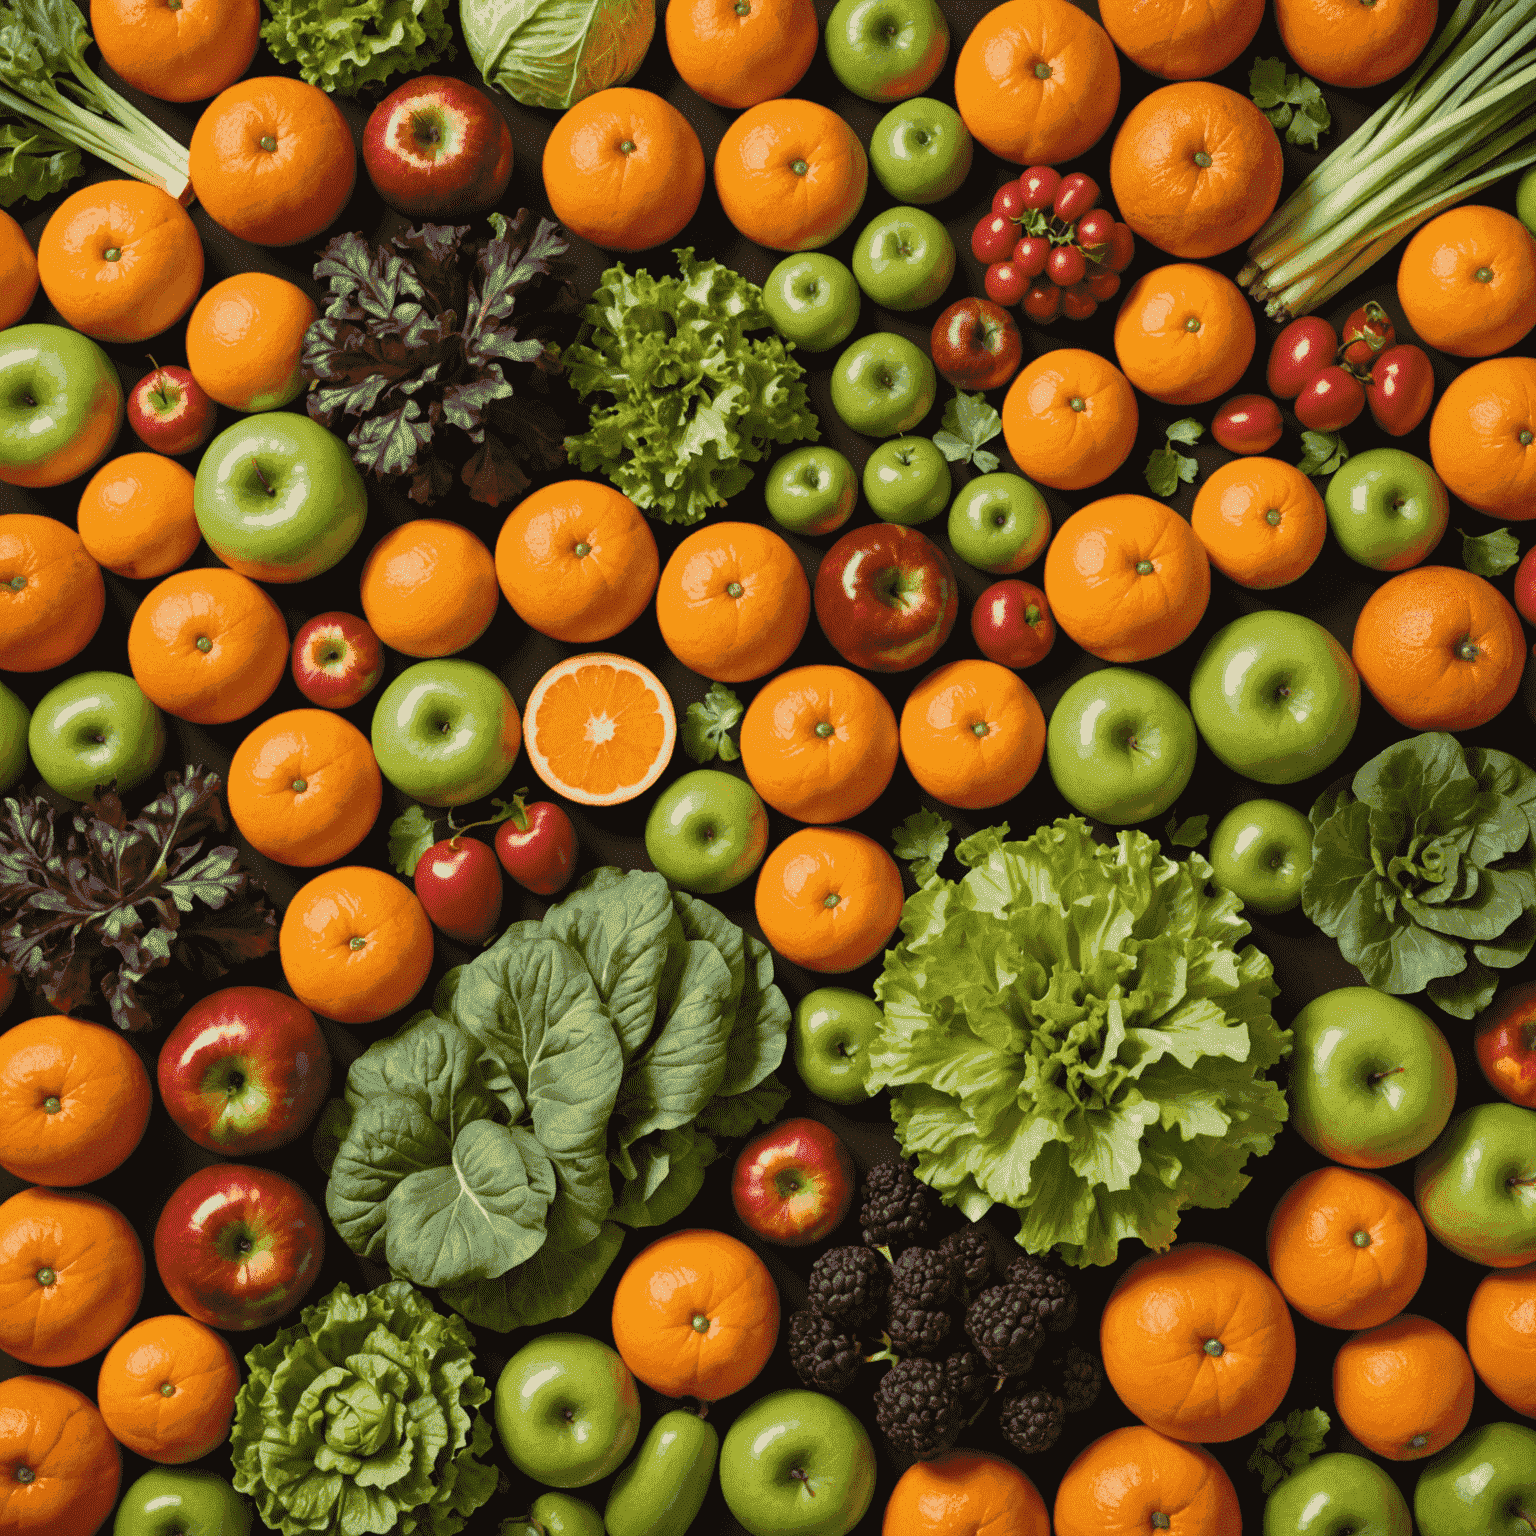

1101,1243,1296,1443
1429,356,1536,520
0,1376,121,1536
1332,1313,1474,1460
666,0,818,108
899,659,1046,810
522,654,676,807
279,865,434,1025
1054,1426,1241,1536
755,827,904,974
76,453,200,580
0,1187,144,1368
90,0,259,101
954,0,1121,166
1352,565,1524,731
0,514,105,672
542,87,705,252
359,520,499,659
228,710,382,868
37,182,202,344
1113,264,1256,406
97,1315,240,1463
611,1229,779,1401
128,568,288,725
1267,1167,1428,1330
1110,82,1284,259
1001,349,1138,490
714,99,869,252
1190,457,1327,588
1275,0,1436,88
1098,0,1264,81
189,76,356,246
1466,1262,1536,1417
0,1015,151,1187
0,208,39,329
657,523,810,682
1397,206,1536,359
885,1450,1050,1536
1044,495,1211,662
495,480,660,643
184,273,318,412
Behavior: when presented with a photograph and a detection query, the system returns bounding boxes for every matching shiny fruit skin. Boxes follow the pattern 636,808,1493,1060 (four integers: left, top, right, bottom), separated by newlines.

1060,285,1097,321
930,298,1023,391
1013,235,1050,279
1268,316,1338,399
972,212,1015,263
1052,172,1099,223
971,579,1055,668
1047,244,1086,288
1074,207,1115,254
1022,281,1060,324
496,800,578,896
985,261,1027,306
1018,166,1060,211
1474,981,1536,1109
1101,223,1135,274
1515,546,1536,626
1367,344,1435,437
1212,394,1284,454
1295,365,1367,431
730,1117,856,1246
126,364,217,456
415,836,503,944
1341,302,1395,370
1085,271,1120,302
992,180,1026,218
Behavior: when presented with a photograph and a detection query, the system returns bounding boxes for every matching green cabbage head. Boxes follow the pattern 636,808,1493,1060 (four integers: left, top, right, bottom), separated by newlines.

460,0,656,109
230,1280,496,1536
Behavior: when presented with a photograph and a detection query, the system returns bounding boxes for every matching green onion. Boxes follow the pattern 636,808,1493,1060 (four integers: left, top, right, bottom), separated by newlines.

1239,0,1536,320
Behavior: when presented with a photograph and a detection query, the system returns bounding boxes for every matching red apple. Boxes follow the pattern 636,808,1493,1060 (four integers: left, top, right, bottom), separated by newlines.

157,986,332,1155
930,298,1023,392
291,611,385,709
416,836,503,944
1514,545,1536,627
813,524,958,673
154,1163,324,1331
126,362,216,456
495,799,578,897
1475,979,1536,1109
362,75,514,220
971,579,1056,669
731,1117,856,1246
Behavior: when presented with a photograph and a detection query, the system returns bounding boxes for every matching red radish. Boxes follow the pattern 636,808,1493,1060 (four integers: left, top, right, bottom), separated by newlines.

495,799,578,897
1295,365,1367,431
1018,165,1061,211
985,260,1028,307
1268,316,1338,399
414,837,503,945
1212,395,1284,454
1367,344,1435,436
1022,281,1061,324
972,212,1016,264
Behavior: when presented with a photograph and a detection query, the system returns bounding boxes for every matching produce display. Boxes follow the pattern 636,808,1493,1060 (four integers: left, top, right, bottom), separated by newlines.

3,0,1536,1533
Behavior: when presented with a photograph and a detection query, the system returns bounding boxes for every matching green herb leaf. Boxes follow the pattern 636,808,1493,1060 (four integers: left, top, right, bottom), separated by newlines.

1165,813,1209,848
682,683,745,764
387,805,439,877
1249,57,1331,148
1247,1407,1331,1493
1297,430,1349,477
260,0,456,94
934,390,1003,472
1145,419,1205,497
1248,56,1292,110
1166,417,1205,447
893,808,953,885
1461,526,1520,578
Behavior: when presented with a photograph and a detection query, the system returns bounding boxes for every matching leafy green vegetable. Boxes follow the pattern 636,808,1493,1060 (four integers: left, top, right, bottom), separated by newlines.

1165,812,1208,848
1250,57,1332,149
387,796,532,877
0,115,77,205
1297,429,1349,477
869,817,1290,1268
1302,733,1536,1018
231,1280,496,1536
1462,526,1521,577
1145,418,1204,497
564,248,820,526
460,0,654,109
892,808,952,885
1248,1408,1331,1493
260,0,453,93
933,391,1001,473
682,683,744,764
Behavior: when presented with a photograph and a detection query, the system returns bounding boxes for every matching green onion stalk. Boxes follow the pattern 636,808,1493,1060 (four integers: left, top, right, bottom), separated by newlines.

1239,0,1536,320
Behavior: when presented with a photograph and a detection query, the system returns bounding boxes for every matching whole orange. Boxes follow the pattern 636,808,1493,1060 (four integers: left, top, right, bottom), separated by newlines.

1191,457,1328,588
886,1450,1050,1536
1099,0,1264,80
90,0,259,101
97,1314,240,1463
1001,350,1138,491
666,0,818,108
1428,357,1536,520
1113,264,1256,406
0,208,39,329
76,453,200,580
1397,206,1536,359
1466,1262,1536,1417
184,273,318,412
1275,0,1436,88
1332,1314,1475,1460
0,514,105,672
360,520,499,658
0,1376,121,1536
1055,1426,1241,1536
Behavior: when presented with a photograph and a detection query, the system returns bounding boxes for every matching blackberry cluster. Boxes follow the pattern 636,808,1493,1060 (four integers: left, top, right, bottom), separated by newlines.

860,1160,933,1250
1058,1344,1104,1413
787,1309,861,1394
939,1226,995,1293
808,1246,887,1330
1006,1255,1079,1333
874,1358,962,1459
1000,1388,1067,1456
965,1281,1047,1375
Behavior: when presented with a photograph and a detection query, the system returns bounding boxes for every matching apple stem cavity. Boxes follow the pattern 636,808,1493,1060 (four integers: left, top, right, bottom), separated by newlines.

1367,1065,1406,1086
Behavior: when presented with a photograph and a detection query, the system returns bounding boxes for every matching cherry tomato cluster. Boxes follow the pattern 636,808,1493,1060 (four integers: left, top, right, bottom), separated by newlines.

970,166,1135,325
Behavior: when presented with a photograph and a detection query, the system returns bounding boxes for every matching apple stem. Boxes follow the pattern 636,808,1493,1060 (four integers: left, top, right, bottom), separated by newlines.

251,457,276,496
790,1467,815,1496
693,1400,711,1420
146,352,169,407
1367,1065,1406,1085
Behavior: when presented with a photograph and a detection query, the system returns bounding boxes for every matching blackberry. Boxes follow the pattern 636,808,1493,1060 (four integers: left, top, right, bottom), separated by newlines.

1006,1254,1078,1333
1058,1345,1104,1413
788,1309,862,1394
890,1246,963,1312
965,1282,1046,1375
886,1301,951,1358
938,1227,994,1293
999,1388,1066,1456
860,1160,933,1251
808,1245,888,1330
942,1350,993,1410
874,1358,962,1459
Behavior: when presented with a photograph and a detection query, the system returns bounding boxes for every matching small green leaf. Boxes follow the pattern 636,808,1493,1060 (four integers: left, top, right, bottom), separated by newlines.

1165,418,1205,447
388,805,438,877
681,682,744,764
971,447,1001,474
1247,1408,1331,1494
932,430,973,463
1145,447,1182,499
1249,56,1331,147
1461,526,1520,578
1248,56,1291,110
893,808,952,885
933,390,1003,469
1165,813,1209,849
1297,430,1349,477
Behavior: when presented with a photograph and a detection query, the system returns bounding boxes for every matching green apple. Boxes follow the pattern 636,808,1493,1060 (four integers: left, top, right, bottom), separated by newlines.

28,671,165,802
0,680,30,792
1324,448,1449,571
763,255,861,353
113,1468,253,1536
1519,168,1536,238
1414,1422,1536,1536
947,472,1051,573
719,1389,876,1536
1415,1102,1536,1266
1189,611,1360,785
1209,799,1313,916
869,97,972,204
1289,987,1456,1168
863,436,951,524
831,332,937,437
765,447,858,537
605,1409,718,1536
494,1333,642,1490
194,413,368,583
1263,1452,1412,1536
645,769,769,895
1046,667,1198,826
503,1494,604,1536
852,207,956,311
0,323,123,488
793,988,881,1104
371,659,521,807
825,0,949,103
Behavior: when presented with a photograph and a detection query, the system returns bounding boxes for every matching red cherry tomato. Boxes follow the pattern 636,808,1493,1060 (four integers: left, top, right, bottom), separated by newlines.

415,837,503,945
1060,283,1097,321
1100,222,1136,274
1267,316,1338,399
1073,208,1116,253
1514,545,1536,626
1085,271,1121,302
1013,235,1050,279
1022,280,1061,324
1047,244,1087,288
992,179,1026,219
985,260,1028,307
1053,172,1099,223
1211,394,1284,454
1341,301,1396,371
1294,365,1367,431
495,800,578,897
971,580,1056,668
1018,166,1061,211
972,212,1016,264
1367,343,1435,437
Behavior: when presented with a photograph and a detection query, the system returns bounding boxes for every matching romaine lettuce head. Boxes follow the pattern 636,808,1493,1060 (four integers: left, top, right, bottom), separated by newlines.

461,0,656,110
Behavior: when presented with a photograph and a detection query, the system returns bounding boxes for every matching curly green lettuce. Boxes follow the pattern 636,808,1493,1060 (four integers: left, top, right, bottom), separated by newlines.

869,817,1290,1268
260,0,454,94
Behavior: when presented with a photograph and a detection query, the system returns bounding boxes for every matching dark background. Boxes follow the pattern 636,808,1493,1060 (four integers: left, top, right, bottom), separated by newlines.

3,0,1533,1529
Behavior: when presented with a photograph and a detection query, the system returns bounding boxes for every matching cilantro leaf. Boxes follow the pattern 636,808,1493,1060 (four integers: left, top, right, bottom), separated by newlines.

682,684,744,764
1165,813,1209,848
893,808,952,885
388,806,439,877
1248,1408,1331,1493
1249,57,1332,148
1297,430,1349,477
1145,419,1205,497
1461,526,1520,578
933,390,1003,473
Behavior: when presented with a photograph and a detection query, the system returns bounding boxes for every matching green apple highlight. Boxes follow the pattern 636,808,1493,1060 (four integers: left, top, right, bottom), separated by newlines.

765,447,859,536
644,770,769,895
1210,800,1314,916
763,255,861,353
869,97,972,204
29,672,165,802
792,988,881,1104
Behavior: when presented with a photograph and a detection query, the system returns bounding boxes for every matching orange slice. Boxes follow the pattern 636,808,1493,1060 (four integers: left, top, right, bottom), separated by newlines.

523,654,676,807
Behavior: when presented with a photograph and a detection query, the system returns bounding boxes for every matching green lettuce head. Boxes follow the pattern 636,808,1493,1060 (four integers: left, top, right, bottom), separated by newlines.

230,1280,496,1536
461,0,656,110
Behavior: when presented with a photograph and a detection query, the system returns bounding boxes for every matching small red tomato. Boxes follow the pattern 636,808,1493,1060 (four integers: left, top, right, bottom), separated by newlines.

972,212,1016,264
415,837,503,945
971,580,1056,668
992,179,1026,219
1053,172,1099,223
1073,207,1116,253
985,260,1028,307
1060,283,1097,321
1367,343,1435,437
1295,365,1367,431
1013,234,1050,279
1341,300,1396,370
1022,280,1061,324
1101,222,1136,274
1085,271,1121,302
1212,394,1284,454
495,800,578,896
1514,545,1536,626
1018,165,1060,211
1046,245,1087,287
1267,316,1338,399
